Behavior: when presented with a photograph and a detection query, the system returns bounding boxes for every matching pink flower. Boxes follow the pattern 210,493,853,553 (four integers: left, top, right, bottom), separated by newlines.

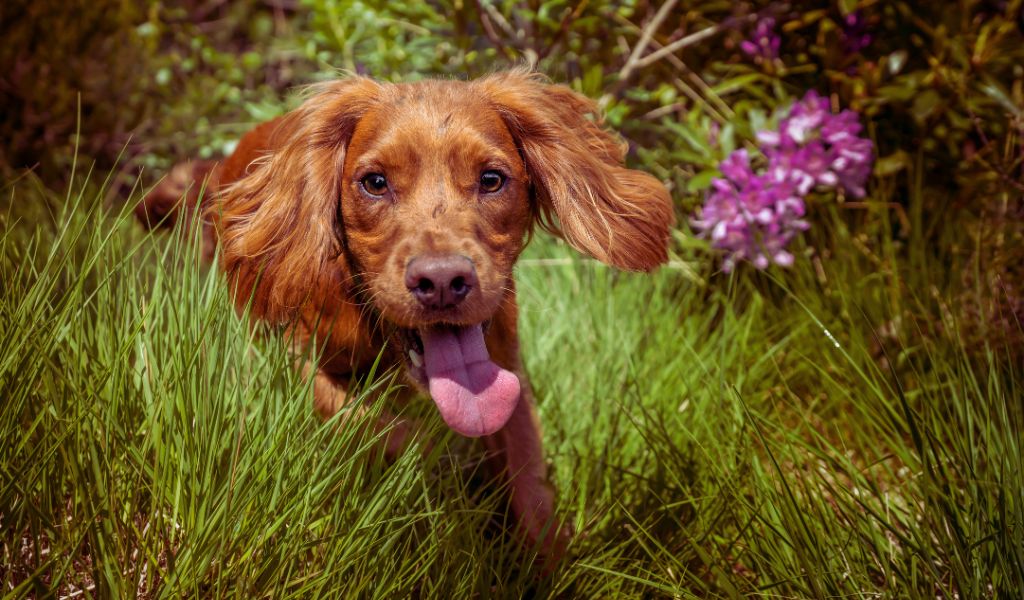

692,149,810,272
760,91,874,197
740,17,781,62
693,90,874,271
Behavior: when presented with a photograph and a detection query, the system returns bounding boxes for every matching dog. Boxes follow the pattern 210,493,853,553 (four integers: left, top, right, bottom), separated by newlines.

137,69,674,560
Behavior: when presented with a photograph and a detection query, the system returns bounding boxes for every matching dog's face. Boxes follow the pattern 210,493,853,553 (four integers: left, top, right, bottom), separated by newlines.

337,89,539,436
218,71,674,436
340,90,531,330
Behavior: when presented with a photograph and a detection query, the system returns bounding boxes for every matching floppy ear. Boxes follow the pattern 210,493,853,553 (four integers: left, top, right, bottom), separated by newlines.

478,70,674,271
215,77,381,322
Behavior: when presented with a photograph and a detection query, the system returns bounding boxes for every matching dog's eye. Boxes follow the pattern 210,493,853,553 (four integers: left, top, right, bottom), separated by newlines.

360,173,388,196
479,170,505,194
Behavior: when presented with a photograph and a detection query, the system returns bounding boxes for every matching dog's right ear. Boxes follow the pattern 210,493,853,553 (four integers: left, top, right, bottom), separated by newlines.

215,77,382,322
477,70,674,272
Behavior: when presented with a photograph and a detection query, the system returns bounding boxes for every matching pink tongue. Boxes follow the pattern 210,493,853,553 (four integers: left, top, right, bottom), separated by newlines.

420,325,520,437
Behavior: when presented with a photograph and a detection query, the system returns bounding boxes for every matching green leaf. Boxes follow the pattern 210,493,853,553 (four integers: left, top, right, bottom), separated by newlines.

687,169,720,193
711,74,764,97
887,50,908,75
911,89,942,123
979,77,1023,118
874,150,911,177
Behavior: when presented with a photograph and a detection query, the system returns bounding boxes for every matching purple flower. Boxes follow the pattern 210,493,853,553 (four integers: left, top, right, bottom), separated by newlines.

692,149,810,272
740,17,781,62
819,109,873,196
693,90,874,272
760,90,874,197
841,12,872,54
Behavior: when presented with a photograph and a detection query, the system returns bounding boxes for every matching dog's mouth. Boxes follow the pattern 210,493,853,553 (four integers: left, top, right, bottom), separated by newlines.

399,322,520,438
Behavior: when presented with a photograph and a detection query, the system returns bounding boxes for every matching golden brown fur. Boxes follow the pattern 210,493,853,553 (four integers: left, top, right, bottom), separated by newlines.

139,69,674,560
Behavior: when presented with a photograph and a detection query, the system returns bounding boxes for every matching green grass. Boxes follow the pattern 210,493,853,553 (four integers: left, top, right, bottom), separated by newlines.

2,169,1021,598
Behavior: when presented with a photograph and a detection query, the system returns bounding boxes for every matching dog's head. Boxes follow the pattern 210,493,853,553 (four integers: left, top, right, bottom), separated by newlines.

217,70,673,436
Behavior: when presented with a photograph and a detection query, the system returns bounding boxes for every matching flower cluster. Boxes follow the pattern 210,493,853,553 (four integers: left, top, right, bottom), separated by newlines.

692,149,808,271
757,91,874,198
740,17,780,63
693,91,874,272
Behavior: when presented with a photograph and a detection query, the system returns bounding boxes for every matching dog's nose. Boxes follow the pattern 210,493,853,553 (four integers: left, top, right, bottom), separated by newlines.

405,255,478,309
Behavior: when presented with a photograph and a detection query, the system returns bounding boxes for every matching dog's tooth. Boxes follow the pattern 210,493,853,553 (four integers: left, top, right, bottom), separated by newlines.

408,349,423,368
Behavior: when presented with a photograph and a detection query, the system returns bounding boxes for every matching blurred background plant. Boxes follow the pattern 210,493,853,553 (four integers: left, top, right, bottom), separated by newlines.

3,0,1021,326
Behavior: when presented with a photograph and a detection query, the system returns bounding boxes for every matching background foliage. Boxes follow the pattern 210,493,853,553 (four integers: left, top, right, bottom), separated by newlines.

3,1,1022,321
2,0,1022,597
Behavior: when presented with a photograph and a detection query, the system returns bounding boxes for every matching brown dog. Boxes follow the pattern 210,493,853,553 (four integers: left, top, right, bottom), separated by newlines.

138,69,673,559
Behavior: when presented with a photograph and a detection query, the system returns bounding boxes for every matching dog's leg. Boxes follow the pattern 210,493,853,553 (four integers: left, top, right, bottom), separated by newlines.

302,360,415,459
481,294,570,563
483,381,569,562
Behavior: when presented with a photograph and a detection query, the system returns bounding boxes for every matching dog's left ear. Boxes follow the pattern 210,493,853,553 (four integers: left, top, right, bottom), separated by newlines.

478,70,674,271
215,77,382,322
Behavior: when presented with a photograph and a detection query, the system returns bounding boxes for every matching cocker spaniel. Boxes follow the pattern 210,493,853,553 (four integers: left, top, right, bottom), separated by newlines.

138,69,673,561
